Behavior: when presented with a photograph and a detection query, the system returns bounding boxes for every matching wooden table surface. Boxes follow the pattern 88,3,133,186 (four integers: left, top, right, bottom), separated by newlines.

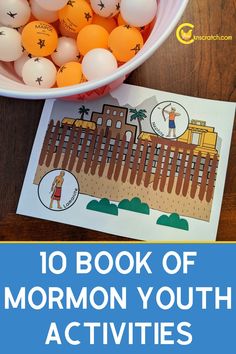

0,0,235,241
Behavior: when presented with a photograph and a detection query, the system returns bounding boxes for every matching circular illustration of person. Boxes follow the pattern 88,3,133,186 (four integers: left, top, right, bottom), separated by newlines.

38,169,79,211
150,101,189,139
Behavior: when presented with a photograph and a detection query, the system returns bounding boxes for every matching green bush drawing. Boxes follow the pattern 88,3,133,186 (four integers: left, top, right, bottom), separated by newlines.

156,213,189,231
86,198,118,216
118,197,150,215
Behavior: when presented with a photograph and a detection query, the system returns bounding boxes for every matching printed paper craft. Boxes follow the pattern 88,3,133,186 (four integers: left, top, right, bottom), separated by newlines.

17,84,235,241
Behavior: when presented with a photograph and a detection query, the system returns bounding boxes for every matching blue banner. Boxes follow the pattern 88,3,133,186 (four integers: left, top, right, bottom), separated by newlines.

0,243,235,353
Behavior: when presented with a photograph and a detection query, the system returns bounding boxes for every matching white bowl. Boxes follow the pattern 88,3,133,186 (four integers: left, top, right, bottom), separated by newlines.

0,0,189,100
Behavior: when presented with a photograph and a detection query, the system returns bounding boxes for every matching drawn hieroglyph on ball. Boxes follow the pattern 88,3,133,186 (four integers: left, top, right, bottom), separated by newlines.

150,101,190,139
38,169,79,211
90,0,121,18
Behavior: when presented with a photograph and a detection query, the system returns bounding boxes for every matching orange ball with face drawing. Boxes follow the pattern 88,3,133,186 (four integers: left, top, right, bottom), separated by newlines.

22,21,58,57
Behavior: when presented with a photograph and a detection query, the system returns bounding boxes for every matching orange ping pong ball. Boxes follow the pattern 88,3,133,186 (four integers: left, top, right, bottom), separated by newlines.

58,0,93,34
117,13,126,26
56,62,83,87
22,21,58,57
59,22,77,39
92,14,117,33
108,25,144,63
77,24,109,56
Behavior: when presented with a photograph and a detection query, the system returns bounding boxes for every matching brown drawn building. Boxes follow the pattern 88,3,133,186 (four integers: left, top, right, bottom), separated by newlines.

91,104,137,140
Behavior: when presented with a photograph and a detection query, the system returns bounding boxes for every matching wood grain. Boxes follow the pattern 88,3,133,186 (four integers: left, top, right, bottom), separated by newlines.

0,0,235,241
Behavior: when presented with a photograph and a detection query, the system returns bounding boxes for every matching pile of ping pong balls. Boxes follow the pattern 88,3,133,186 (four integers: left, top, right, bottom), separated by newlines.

0,0,157,89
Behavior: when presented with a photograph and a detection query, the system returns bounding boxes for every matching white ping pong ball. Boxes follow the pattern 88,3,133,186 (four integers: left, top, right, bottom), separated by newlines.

0,0,31,28
90,0,121,18
51,37,81,67
82,48,118,81
0,27,23,62
30,0,59,23
34,0,68,11
22,57,57,88
120,0,157,27
14,52,33,77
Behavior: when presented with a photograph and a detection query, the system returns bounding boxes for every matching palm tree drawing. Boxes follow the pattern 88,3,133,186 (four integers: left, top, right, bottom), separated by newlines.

129,108,147,137
78,105,90,120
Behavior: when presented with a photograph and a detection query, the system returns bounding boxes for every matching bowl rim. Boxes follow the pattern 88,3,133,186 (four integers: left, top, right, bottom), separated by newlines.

0,0,189,100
